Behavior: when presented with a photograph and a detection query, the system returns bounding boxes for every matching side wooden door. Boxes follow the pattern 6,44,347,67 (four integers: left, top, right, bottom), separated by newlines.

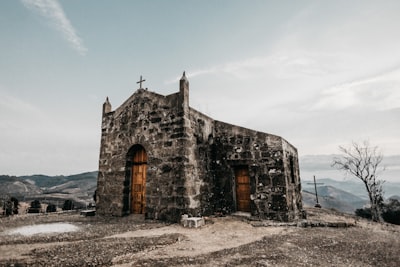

131,148,147,214
235,167,251,212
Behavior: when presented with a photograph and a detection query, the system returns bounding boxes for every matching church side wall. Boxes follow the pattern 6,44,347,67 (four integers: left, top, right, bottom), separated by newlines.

282,139,304,220
212,121,301,221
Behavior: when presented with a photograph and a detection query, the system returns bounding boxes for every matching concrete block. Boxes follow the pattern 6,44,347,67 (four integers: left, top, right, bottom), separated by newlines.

181,215,205,228
80,210,96,217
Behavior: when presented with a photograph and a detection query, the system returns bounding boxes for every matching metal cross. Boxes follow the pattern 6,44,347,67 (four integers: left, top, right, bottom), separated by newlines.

137,75,146,89
307,175,324,208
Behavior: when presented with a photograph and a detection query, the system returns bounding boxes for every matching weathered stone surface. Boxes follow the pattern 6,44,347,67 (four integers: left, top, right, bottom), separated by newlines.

96,72,304,222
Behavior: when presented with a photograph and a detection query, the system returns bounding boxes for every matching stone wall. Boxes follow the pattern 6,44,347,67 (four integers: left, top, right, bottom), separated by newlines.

187,108,215,216
97,89,190,221
210,121,303,221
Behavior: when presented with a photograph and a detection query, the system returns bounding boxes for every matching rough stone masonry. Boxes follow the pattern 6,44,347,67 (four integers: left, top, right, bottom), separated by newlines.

96,72,304,222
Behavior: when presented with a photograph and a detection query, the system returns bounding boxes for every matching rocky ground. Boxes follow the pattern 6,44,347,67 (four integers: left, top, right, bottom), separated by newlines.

0,208,399,267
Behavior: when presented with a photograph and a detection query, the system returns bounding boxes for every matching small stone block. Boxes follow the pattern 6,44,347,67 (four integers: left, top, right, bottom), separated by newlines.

181,217,205,228
80,210,96,217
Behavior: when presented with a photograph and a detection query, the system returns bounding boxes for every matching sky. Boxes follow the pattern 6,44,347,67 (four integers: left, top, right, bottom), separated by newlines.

0,0,399,179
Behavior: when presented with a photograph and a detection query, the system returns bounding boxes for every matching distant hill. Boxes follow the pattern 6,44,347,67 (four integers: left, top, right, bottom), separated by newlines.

389,195,400,201
300,154,400,213
18,172,98,188
300,154,400,182
1,169,398,213
302,185,367,213
0,175,42,197
302,178,400,200
0,171,98,208
302,177,400,214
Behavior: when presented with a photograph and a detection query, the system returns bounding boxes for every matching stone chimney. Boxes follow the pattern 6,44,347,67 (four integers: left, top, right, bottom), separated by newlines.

179,71,189,110
102,97,112,115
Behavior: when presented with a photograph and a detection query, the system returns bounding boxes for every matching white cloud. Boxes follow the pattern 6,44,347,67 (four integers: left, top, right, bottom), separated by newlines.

21,0,87,55
166,51,333,85
311,67,400,111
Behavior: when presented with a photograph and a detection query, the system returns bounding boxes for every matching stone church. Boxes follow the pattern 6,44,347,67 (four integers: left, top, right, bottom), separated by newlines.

96,72,304,222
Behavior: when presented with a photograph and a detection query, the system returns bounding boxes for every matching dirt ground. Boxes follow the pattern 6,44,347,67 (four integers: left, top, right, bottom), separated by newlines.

0,208,399,267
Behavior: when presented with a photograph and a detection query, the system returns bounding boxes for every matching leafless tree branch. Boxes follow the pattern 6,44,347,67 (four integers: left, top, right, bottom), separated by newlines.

332,140,385,222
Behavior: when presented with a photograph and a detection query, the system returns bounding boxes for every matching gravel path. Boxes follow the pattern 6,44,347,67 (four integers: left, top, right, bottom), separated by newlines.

111,216,288,266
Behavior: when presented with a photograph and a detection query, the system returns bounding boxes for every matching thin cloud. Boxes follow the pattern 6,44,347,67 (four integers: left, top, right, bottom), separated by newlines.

164,68,218,84
311,67,400,111
165,50,339,85
164,56,275,84
0,90,46,131
21,0,87,55
0,91,44,117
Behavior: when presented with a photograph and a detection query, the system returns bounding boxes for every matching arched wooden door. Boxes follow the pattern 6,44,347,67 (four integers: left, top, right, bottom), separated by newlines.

131,146,147,214
235,166,251,212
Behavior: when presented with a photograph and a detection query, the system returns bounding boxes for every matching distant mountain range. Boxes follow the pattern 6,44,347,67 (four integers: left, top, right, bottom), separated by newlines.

302,178,400,213
302,177,400,200
302,187,366,214
299,154,400,213
1,161,399,214
0,171,97,208
300,154,400,182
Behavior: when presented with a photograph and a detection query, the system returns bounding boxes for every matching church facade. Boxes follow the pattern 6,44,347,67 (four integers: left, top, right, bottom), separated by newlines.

96,73,304,222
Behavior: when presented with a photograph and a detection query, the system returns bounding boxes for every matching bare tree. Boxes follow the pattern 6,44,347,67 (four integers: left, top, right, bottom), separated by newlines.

332,141,385,222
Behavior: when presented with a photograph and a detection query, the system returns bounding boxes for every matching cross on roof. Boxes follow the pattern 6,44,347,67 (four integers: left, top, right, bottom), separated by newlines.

137,75,146,89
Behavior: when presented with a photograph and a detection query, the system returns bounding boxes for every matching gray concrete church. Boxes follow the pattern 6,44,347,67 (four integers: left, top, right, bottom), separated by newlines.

96,72,304,222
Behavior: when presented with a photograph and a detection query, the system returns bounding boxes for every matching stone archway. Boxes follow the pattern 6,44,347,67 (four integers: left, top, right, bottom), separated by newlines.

127,145,147,214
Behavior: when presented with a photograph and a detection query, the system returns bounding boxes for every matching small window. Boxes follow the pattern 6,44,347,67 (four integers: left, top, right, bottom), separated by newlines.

289,156,295,183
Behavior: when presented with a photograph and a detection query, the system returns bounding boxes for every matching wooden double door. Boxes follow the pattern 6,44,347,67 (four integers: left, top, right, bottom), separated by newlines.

131,147,147,214
235,167,251,212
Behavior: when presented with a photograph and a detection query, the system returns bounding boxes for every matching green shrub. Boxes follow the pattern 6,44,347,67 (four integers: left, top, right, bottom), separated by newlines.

382,199,400,225
355,208,372,219
63,200,74,210
46,204,57,213
28,200,41,213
